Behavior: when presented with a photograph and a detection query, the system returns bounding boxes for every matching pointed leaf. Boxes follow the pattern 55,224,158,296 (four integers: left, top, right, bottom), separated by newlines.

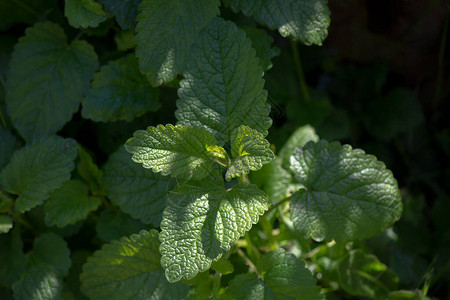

289,140,403,242
82,53,160,122
44,180,101,228
176,18,271,143
226,125,274,180
279,124,319,170
103,146,171,226
135,0,219,85
97,0,141,29
0,215,13,234
81,230,189,300
125,124,220,180
0,136,78,213
223,0,330,45
160,178,269,282
5,22,98,141
224,249,323,299
64,0,107,28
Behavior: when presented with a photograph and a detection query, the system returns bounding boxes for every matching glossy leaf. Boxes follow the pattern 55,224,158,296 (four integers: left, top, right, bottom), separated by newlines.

176,18,271,143
135,0,219,85
5,22,98,141
226,125,274,180
289,140,403,242
82,53,160,122
0,136,78,213
125,124,220,181
160,178,269,282
80,230,189,300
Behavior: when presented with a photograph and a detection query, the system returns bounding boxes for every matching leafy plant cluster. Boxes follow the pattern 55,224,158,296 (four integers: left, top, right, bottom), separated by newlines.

0,0,446,299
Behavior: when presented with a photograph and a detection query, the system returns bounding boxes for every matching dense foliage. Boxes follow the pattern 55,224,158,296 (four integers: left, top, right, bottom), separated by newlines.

0,0,449,299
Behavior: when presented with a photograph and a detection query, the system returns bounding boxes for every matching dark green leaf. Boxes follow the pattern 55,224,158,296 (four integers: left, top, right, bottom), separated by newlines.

279,124,319,170
114,30,135,51
77,145,104,195
0,126,17,171
96,210,149,241
0,227,27,286
242,27,280,71
5,22,98,141
97,0,141,29
64,0,107,28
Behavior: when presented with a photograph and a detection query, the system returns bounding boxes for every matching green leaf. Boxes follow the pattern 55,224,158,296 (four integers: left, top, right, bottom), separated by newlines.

82,53,160,122
64,0,108,28
5,22,98,141
44,180,101,228
77,145,104,195
289,140,403,242
224,249,323,299
176,18,271,144
125,124,220,181
388,290,431,300
0,215,12,234
103,146,171,226
33,233,71,277
0,227,26,286
81,230,189,300
95,210,149,241
211,257,234,275
160,178,269,282
279,124,319,170
0,136,78,213
97,0,141,29
242,27,280,71
114,29,136,51
223,0,330,45
226,125,274,181
0,0,57,29
338,250,398,299
0,126,17,171
135,0,219,86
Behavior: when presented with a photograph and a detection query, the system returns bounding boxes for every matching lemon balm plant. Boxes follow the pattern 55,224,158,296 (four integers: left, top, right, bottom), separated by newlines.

0,0,405,299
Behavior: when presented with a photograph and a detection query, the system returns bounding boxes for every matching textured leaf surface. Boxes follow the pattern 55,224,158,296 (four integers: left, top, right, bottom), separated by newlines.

65,0,107,28
226,125,274,180
242,27,280,71
338,250,398,299
279,124,319,169
125,124,219,180
225,249,323,299
103,147,171,226
0,136,78,213
44,180,101,228
0,215,12,234
97,0,140,29
81,230,189,300
223,0,330,45
176,18,271,143
160,178,269,282
135,0,219,85
289,140,403,242
0,126,17,171
5,22,98,141
82,53,160,122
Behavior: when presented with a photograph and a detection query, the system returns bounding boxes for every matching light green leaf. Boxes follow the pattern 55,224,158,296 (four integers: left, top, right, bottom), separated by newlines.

279,124,319,169
0,215,12,234
0,126,17,171
81,230,189,300
95,210,149,241
211,257,234,275
176,18,271,144
77,145,104,195
44,180,101,228
64,0,107,28
114,29,135,51
339,250,399,299
388,290,431,300
223,0,330,45
0,136,78,213
242,27,280,71
160,178,269,282
289,140,403,242
135,0,219,86
224,249,323,300
82,53,160,122
125,124,220,181
103,146,171,226
97,0,141,29
226,125,274,181
5,22,98,141
0,227,27,286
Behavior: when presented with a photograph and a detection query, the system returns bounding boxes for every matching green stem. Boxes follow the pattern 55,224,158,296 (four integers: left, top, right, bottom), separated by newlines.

236,247,262,279
290,40,311,102
263,195,291,217
434,11,449,107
